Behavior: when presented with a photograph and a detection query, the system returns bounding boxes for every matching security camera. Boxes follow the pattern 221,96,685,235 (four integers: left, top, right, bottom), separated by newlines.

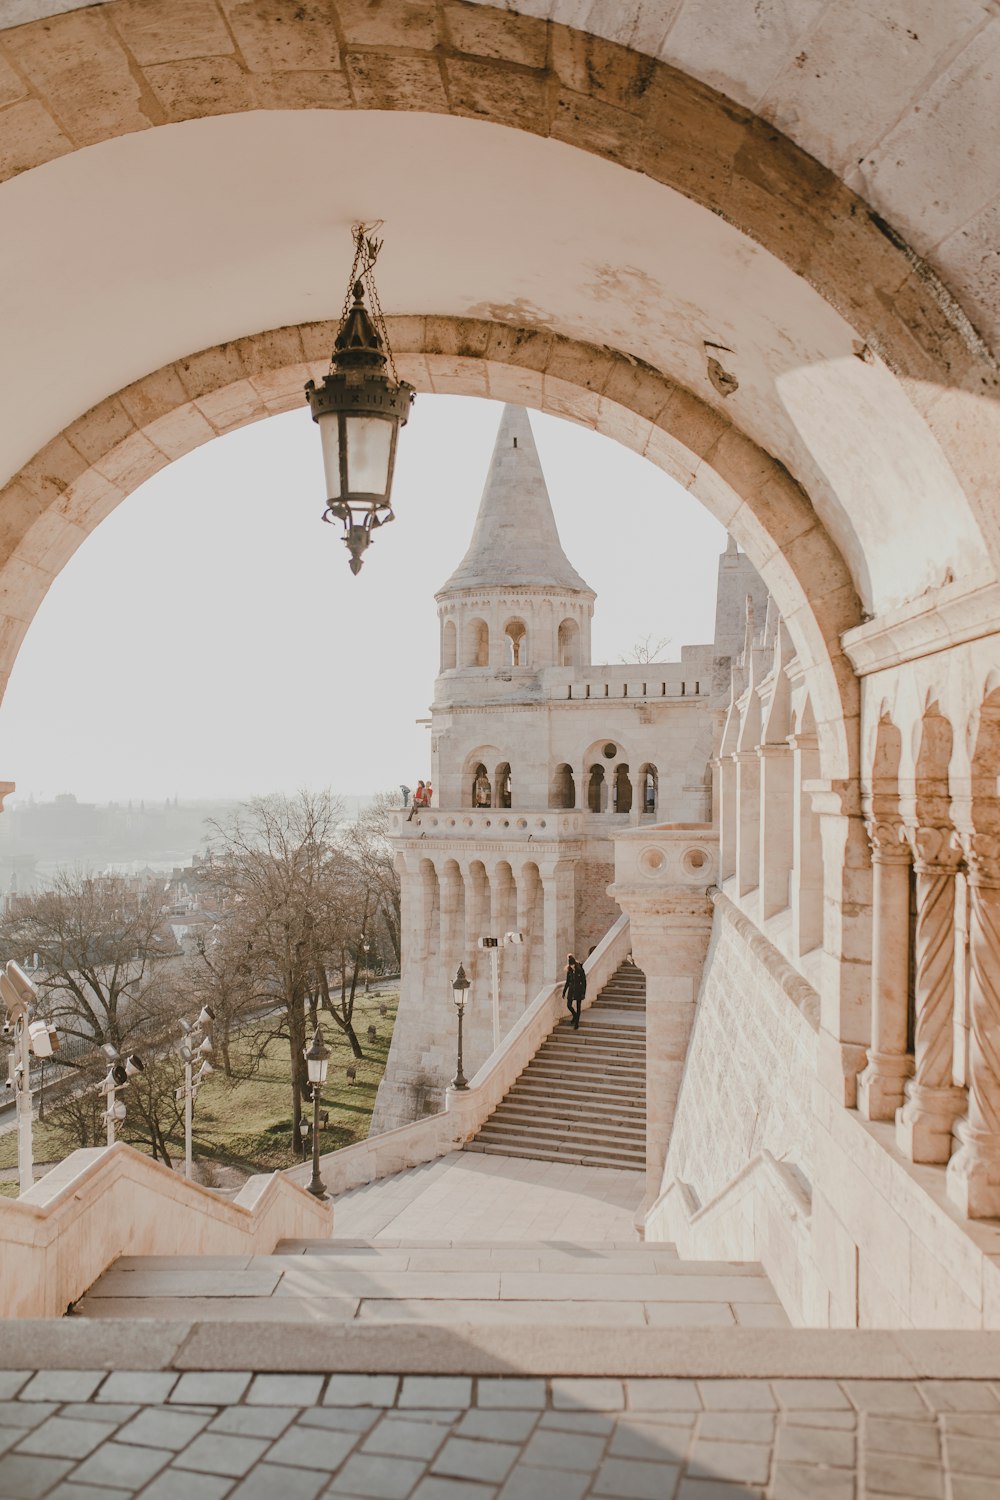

112,1100,126,1121
197,1006,215,1027
504,931,524,945
124,1053,144,1077
197,1037,213,1056
196,1059,213,1081
27,1020,56,1058
4,960,38,1004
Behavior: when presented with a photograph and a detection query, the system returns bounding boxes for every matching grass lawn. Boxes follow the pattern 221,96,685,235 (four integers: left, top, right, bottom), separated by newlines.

0,987,398,1181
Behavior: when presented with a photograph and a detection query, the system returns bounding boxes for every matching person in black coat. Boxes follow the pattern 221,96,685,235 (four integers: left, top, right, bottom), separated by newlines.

562,954,587,1029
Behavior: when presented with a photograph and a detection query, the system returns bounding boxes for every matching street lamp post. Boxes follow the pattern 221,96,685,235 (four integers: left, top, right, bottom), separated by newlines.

176,1006,214,1181
1,959,58,1195
451,964,471,1091
100,1045,145,1146
304,1027,330,1199
477,933,523,1050
362,937,371,993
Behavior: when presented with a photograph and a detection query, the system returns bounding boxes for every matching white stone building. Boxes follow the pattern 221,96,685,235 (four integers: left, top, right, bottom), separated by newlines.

373,405,766,1130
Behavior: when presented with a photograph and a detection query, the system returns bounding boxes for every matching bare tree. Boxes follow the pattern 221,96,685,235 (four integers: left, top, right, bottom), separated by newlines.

620,634,672,665
204,791,348,1143
347,791,402,969
0,870,178,1059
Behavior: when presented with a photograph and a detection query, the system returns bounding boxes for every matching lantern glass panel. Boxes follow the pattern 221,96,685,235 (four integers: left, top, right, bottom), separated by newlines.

307,1053,329,1086
318,412,342,501
345,414,393,498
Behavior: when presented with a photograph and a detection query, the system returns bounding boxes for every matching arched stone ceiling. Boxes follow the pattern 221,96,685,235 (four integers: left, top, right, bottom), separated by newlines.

0,0,996,628
0,319,862,779
0,108,986,618
8,0,998,353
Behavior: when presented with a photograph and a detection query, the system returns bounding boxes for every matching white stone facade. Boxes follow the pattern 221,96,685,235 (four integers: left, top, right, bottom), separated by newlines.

373,407,765,1131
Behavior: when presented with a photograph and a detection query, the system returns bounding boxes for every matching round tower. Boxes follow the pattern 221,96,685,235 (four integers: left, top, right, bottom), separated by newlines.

432,406,596,811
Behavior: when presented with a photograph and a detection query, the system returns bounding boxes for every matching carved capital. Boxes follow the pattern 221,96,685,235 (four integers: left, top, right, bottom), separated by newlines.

904,823,963,874
957,830,1000,889
865,818,910,864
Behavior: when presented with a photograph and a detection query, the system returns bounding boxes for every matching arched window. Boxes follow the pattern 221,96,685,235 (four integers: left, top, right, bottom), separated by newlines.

550,764,575,809
472,762,491,808
639,763,657,815
464,618,490,668
495,762,512,809
558,618,580,667
587,764,606,813
441,619,457,672
505,618,527,667
614,764,632,815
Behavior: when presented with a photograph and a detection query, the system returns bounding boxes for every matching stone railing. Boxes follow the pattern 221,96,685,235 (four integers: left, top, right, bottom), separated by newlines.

286,914,633,1195
612,821,720,892
391,809,584,840
645,1153,813,1327
1,1141,331,1318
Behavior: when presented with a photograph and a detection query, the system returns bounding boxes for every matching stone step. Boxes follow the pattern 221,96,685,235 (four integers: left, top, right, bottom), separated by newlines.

472,1132,645,1163
523,1064,644,1086
466,1138,646,1169
475,1118,645,1148
506,1088,645,1111
500,1098,650,1122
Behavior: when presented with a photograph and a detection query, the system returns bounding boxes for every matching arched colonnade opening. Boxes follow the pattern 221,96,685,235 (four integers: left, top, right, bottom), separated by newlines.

2,0,998,1133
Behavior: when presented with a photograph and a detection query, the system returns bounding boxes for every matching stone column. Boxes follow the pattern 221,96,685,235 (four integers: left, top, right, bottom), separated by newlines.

717,756,736,880
615,893,715,1208
791,732,824,956
759,743,794,919
896,825,966,1163
857,820,913,1121
541,860,576,978
735,750,760,897
948,834,1000,1217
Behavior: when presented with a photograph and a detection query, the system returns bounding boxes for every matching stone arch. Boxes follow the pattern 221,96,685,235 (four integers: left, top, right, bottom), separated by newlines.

494,761,512,810
463,617,490,669
503,617,527,668
0,320,862,782
0,0,993,438
440,617,457,673
558,618,580,668
464,745,502,809
549,763,575,810
638,763,658,817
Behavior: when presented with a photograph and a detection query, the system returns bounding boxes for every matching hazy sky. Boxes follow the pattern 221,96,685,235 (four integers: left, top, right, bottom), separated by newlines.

0,396,726,803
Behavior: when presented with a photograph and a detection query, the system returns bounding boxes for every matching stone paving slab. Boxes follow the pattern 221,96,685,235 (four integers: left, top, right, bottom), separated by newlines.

1,1371,999,1500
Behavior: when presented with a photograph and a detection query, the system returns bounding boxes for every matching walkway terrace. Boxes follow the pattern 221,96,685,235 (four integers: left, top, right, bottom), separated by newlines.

4,1157,1000,1498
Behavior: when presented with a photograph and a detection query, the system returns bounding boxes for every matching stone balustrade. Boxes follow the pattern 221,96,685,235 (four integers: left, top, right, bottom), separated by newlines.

391,808,584,840
1,1141,331,1318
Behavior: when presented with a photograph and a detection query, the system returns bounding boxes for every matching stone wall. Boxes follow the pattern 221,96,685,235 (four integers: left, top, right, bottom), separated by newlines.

664,897,818,1208
574,859,617,961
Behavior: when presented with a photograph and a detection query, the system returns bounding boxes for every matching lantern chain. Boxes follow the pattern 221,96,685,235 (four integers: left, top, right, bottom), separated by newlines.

338,220,400,386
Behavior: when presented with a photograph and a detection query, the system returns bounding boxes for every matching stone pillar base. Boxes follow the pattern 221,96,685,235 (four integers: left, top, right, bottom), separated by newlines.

947,1123,1000,1219
816,1031,868,1108
895,1084,966,1164
857,1052,913,1122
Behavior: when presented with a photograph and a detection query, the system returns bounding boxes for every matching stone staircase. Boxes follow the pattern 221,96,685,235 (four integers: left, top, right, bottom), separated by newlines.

464,961,646,1170
73,1236,787,1329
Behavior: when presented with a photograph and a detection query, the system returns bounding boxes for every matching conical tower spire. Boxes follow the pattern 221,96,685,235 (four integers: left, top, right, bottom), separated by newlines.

438,407,594,595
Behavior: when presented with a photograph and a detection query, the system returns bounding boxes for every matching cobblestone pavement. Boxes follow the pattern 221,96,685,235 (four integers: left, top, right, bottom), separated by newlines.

1,1369,998,1499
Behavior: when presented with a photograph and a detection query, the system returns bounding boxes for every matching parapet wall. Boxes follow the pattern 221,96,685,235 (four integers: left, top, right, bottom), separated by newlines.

663,893,818,1206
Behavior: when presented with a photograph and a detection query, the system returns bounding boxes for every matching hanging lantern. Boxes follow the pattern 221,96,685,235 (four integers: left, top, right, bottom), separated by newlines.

305,224,415,575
